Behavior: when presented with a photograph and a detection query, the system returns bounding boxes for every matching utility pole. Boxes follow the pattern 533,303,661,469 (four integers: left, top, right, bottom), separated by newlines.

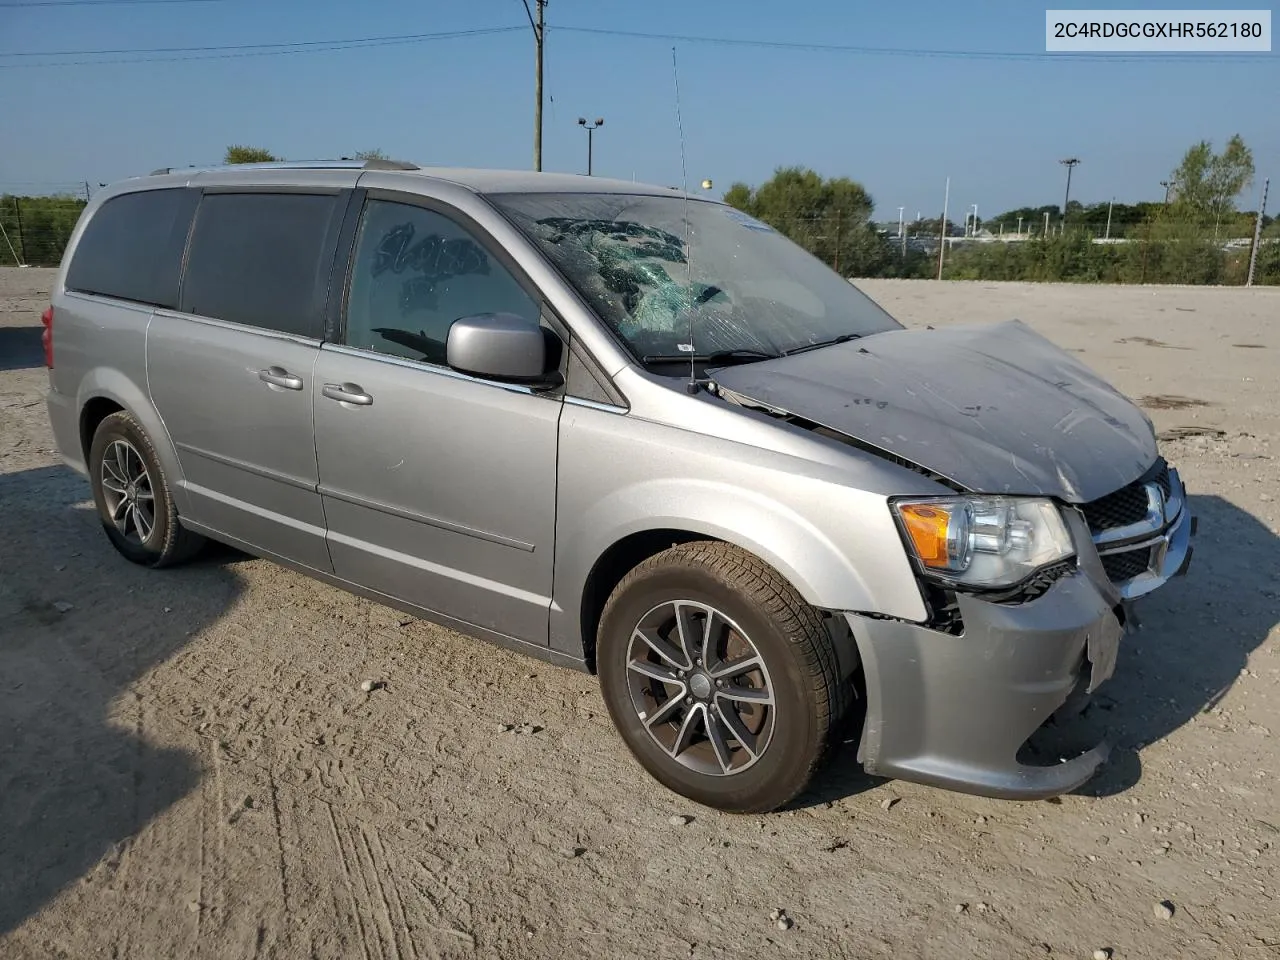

1105,197,1113,240
1160,178,1176,205
937,177,950,280
1043,210,1050,237
897,206,904,238
1060,157,1080,233
1017,215,1024,236
523,0,547,171
1247,177,1269,287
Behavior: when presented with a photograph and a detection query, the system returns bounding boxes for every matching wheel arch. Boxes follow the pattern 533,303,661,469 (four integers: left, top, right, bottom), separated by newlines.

75,369,189,515
560,482,880,670
578,528,707,672
79,396,125,462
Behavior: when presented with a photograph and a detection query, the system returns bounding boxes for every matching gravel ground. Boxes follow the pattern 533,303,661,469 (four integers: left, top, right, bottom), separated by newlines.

1,267,1277,960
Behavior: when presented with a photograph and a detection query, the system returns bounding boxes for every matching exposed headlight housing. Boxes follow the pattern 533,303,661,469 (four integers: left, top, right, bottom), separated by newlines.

891,496,1075,589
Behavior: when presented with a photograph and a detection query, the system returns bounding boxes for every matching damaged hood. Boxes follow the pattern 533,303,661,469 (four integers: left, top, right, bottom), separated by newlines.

712,319,1157,503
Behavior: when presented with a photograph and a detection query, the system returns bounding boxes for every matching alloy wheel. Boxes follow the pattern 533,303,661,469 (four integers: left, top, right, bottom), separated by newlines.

99,439,156,545
625,599,776,776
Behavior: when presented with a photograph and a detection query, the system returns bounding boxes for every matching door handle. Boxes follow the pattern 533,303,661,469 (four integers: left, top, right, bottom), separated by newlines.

322,382,374,406
258,366,304,391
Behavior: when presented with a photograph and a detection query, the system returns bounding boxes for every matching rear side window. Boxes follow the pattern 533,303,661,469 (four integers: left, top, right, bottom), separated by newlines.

65,188,195,308
181,192,340,338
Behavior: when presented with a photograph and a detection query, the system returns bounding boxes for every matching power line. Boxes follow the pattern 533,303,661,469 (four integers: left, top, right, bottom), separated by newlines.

1,0,220,6
551,25,1275,64
3,21,1270,69
0,26,524,67
0,25,521,58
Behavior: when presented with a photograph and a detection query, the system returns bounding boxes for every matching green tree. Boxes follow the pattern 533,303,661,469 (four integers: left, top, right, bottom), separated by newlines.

1168,134,1254,229
722,166,889,276
353,148,388,161
224,145,279,164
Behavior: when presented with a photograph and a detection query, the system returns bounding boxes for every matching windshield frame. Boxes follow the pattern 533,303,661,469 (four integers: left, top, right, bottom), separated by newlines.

485,190,903,372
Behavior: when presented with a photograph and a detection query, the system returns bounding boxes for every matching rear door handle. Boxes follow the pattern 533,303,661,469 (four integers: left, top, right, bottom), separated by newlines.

258,366,304,391
322,382,374,406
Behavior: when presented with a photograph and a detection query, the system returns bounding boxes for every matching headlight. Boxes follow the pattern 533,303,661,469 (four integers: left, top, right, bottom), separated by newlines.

892,496,1074,588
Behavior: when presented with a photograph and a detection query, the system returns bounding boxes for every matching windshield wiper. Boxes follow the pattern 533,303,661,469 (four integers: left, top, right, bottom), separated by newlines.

642,348,779,366
782,333,864,356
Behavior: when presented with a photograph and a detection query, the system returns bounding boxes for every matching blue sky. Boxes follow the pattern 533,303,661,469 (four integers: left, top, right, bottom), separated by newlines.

1,0,1275,219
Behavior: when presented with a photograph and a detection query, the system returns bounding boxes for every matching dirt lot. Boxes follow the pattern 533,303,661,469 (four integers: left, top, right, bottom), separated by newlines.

2,267,1277,960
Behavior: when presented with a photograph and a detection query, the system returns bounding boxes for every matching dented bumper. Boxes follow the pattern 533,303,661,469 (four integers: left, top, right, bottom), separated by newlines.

848,479,1194,800
847,573,1120,799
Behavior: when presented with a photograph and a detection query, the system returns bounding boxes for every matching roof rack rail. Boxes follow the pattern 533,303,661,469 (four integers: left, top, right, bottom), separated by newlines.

147,158,420,176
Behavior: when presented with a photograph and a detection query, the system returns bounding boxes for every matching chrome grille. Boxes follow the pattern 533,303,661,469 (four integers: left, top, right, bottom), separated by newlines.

1081,458,1169,534
1101,547,1152,582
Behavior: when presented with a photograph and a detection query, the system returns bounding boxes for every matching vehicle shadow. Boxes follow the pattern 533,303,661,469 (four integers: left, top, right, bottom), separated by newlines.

1076,492,1278,795
0,463,243,937
791,698,884,808
1019,492,1277,797
0,326,44,372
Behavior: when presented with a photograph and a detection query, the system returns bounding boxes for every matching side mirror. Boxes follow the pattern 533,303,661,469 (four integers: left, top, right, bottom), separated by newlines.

446,312,560,384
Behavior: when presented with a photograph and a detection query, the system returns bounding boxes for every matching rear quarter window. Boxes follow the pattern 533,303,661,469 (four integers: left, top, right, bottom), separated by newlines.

180,192,341,338
64,188,196,308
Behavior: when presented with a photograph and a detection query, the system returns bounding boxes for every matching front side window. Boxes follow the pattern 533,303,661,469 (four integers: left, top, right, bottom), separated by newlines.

489,192,903,369
344,199,539,367
181,192,340,338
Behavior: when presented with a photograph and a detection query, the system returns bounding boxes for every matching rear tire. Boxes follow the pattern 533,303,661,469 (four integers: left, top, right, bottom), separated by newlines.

88,411,205,568
597,541,848,813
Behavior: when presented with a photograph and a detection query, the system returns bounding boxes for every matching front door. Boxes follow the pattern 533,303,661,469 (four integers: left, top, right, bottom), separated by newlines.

313,194,562,643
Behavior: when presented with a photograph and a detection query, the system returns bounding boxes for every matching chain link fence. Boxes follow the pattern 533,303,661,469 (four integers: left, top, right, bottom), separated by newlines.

4,194,1277,286
0,195,87,268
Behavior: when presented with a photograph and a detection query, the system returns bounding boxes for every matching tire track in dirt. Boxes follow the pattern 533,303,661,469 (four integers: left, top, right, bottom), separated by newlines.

324,800,377,960
264,763,292,956
370,829,422,960
193,742,208,958
356,824,413,960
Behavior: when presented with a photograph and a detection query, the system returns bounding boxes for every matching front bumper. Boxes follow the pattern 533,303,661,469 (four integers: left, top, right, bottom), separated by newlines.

849,469,1193,800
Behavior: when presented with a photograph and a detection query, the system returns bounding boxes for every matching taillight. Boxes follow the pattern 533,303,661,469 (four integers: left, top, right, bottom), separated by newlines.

41,306,53,368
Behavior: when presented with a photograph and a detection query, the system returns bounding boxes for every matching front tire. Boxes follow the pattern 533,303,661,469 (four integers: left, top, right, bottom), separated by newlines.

598,541,848,813
88,411,204,567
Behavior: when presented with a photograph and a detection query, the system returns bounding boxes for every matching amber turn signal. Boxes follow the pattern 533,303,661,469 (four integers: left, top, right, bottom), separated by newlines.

898,502,962,569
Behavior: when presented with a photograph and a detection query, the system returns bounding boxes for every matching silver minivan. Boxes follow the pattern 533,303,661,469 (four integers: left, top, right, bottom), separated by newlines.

43,159,1194,812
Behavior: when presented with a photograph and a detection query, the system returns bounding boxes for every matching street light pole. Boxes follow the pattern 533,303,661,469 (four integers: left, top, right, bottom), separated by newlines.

1060,157,1080,233
577,117,604,175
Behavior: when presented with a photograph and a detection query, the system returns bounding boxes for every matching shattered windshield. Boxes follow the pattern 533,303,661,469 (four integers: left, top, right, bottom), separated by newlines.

488,192,902,367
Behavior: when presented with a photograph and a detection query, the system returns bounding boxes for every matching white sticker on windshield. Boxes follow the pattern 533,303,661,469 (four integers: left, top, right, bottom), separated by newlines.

675,342,695,352
723,208,775,232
